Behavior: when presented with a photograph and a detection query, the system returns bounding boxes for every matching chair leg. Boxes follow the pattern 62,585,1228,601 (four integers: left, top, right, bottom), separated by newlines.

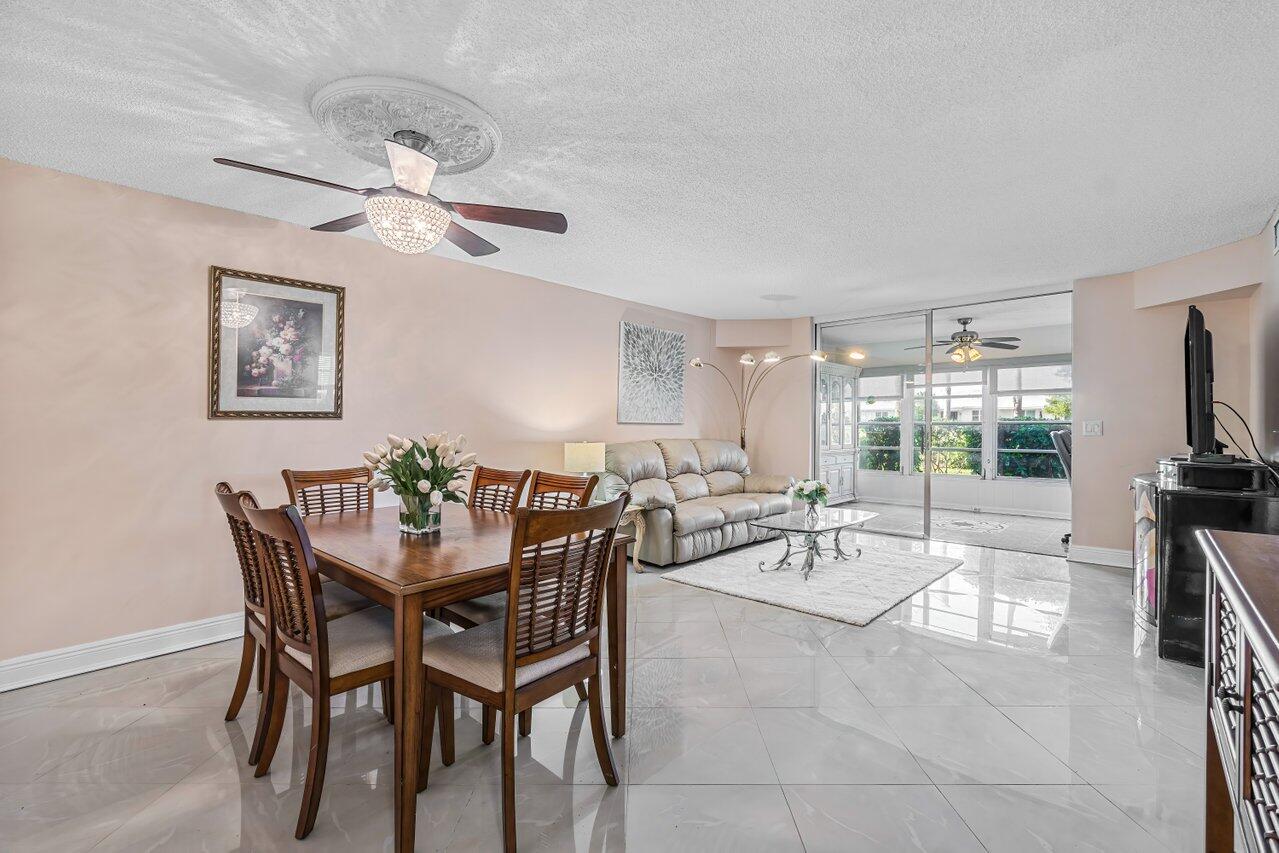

518,709,532,737
417,683,438,793
296,686,331,839
224,633,256,721
256,649,265,693
247,645,275,766
380,678,395,724
439,688,455,766
482,705,496,745
254,668,289,777
573,682,589,703
501,705,517,852
587,671,619,786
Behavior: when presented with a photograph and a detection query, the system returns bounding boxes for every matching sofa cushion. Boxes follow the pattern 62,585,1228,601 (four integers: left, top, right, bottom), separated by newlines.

672,498,726,534
605,441,665,484
694,439,750,475
703,495,762,524
740,492,795,517
630,477,677,510
705,470,745,496
654,438,700,478
743,473,794,494
669,472,710,502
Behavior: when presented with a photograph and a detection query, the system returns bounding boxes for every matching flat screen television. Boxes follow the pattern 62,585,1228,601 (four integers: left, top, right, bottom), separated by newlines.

1184,304,1226,459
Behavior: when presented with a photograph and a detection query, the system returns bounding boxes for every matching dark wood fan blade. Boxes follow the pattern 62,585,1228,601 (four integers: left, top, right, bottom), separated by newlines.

213,158,373,196
979,336,1022,342
981,342,1020,350
446,202,568,234
445,221,500,256
311,211,368,232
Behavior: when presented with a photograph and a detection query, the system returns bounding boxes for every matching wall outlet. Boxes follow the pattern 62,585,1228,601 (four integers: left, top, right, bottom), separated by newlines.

1082,420,1104,437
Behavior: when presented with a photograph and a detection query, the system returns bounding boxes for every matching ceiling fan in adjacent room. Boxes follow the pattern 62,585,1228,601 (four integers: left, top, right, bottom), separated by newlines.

213,130,567,257
904,317,1022,364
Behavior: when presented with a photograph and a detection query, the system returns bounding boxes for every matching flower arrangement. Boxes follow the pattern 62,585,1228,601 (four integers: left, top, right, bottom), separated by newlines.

789,479,830,517
246,307,309,390
362,432,478,534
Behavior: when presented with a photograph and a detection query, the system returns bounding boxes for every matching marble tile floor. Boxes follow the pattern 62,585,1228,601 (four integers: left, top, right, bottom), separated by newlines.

0,530,1207,851
845,499,1072,557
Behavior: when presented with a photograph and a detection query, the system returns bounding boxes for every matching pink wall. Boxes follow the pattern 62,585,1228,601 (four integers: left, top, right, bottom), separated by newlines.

0,159,740,660
1071,273,1254,552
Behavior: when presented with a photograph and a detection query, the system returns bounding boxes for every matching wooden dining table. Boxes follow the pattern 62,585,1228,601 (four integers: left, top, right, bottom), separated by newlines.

303,503,632,853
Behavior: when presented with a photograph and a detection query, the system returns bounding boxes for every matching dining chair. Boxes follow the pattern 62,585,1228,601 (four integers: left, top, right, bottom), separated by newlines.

282,466,375,516
418,494,630,851
243,499,455,840
527,470,600,510
467,465,531,512
214,483,382,761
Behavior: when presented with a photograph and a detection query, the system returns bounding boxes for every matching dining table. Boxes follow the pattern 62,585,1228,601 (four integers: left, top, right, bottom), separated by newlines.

303,503,633,852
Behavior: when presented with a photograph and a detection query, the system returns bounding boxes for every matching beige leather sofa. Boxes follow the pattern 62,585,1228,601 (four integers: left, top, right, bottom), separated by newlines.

597,438,797,566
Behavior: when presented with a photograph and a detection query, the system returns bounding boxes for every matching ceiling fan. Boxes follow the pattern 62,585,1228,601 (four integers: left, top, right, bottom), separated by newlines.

904,317,1022,364
213,130,567,257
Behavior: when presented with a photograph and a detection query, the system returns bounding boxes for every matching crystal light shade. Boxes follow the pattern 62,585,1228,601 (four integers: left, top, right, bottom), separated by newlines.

220,288,258,329
363,195,451,254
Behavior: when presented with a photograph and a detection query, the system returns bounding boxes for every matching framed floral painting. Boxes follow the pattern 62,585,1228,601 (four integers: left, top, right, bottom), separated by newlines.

208,266,344,419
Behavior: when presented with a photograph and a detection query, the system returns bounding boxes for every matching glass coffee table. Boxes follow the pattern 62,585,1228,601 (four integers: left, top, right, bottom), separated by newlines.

748,506,880,581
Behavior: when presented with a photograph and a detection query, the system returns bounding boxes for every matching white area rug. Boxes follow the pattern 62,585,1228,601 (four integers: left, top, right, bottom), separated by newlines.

661,539,964,626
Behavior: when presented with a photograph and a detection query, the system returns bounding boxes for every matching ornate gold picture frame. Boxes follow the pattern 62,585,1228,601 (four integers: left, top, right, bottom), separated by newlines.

208,266,345,419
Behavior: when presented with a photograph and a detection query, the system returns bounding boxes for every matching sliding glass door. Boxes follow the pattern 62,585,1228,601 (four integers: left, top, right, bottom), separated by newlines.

815,311,933,539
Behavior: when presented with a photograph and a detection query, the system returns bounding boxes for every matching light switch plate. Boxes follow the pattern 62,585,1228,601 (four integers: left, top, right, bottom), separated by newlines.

1082,420,1103,437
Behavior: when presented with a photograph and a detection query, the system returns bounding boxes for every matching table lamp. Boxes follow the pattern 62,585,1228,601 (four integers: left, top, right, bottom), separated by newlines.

564,441,605,475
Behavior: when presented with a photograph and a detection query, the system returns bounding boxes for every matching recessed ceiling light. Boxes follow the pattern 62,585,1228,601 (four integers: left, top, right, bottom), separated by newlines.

847,348,867,361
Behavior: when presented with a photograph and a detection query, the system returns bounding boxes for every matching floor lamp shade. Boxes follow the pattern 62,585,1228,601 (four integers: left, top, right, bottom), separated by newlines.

564,441,606,473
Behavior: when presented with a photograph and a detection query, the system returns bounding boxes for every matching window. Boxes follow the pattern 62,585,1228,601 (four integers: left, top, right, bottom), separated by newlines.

995,363,1071,479
912,371,983,476
856,374,901,472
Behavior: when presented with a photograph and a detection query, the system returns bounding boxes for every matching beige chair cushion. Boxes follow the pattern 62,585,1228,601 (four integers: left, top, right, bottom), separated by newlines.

672,498,727,534
284,606,452,677
702,495,762,524
705,470,745,496
743,473,795,493
694,439,751,474
445,592,504,625
604,440,665,484
654,438,700,477
668,472,710,502
321,580,378,620
421,619,590,692
630,477,677,510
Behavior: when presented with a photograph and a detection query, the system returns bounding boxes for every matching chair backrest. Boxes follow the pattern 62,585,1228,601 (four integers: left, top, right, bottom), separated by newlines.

527,471,599,510
503,494,630,675
469,466,531,513
215,482,267,616
241,500,330,671
282,467,374,516
1050,428,1073,481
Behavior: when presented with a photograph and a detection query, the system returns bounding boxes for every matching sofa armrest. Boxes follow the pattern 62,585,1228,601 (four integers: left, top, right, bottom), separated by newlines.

629,478,678,510
744,473,795,494
596,471,629,502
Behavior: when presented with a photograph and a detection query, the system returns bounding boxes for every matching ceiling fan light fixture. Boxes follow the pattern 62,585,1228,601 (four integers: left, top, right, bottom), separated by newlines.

739,353,757,366
363,195,451,254
762,351,781,363
950,344,983,364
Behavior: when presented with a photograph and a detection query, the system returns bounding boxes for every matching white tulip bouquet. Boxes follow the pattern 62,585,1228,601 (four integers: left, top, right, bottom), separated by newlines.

362,432,478,534
788,479,830,517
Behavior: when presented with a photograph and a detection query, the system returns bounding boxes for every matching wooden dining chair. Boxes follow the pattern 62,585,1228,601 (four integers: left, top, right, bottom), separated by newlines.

467,465,531,512
527,470,599,510
243,499,454,840
418,494,630,851
215,483,382,760
282,466,375,516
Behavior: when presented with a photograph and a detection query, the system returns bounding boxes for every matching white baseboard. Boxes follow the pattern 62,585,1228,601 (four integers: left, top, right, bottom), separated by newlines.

1067,545,1132,569
0,612,242,693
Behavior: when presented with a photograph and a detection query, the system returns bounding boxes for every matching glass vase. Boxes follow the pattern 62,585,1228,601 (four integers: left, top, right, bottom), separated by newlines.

805,500,822,521
399,495,442,535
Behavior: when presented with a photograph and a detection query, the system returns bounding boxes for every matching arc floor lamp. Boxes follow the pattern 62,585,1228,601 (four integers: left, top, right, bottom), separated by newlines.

690,349,829,450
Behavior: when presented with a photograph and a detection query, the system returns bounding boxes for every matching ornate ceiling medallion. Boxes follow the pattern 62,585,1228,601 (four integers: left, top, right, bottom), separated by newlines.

310,76,500,175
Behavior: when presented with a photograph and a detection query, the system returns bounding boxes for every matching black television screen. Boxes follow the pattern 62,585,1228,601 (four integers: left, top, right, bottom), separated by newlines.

1184,304,1218,457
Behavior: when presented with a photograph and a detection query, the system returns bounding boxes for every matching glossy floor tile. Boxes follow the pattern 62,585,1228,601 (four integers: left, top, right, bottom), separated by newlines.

0,529,1202,850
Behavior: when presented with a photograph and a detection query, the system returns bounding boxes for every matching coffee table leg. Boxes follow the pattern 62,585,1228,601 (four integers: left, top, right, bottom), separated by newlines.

759,532,798,572
833,528,860,561
800,533,818,581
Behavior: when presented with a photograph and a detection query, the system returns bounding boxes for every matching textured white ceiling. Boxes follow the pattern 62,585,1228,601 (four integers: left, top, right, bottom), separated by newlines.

2,2,1276,319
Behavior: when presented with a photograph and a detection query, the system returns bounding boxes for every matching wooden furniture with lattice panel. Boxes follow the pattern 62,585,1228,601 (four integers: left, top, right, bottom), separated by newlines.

282,466,375,516
242,500,452,841
526,471,599,509
1199,529,1279,853
467,466,531,513
418,495,630,852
